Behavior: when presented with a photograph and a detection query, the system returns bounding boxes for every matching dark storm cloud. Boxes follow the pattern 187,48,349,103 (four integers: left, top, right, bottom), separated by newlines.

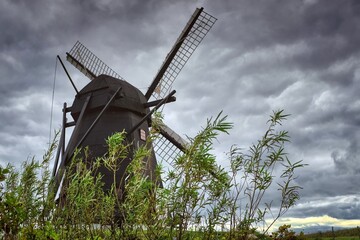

289,156,360,220
294,1,360,71
332,139,360,174
0,0,182,66
287,194,360,220
176,0,360,114
299,167,360,197
207,0,360,67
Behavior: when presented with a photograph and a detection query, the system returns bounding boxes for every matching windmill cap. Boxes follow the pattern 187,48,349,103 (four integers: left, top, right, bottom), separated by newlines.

70,74,149,121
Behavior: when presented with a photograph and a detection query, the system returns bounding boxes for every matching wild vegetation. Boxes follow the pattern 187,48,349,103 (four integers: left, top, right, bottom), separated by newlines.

0,110,306,239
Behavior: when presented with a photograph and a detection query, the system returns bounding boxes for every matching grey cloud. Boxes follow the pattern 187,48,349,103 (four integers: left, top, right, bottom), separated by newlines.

207,0,360,73
298,168,360,197
288,194,360,220
332,139,360,174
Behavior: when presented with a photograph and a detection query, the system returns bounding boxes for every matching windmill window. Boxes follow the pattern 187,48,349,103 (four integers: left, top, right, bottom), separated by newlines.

140,129,146,141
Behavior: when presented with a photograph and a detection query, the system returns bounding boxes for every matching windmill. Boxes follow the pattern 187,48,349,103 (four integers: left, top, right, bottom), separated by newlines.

51,7,216,208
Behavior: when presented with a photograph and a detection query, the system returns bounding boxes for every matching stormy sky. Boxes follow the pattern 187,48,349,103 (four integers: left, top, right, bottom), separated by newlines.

1,0,359,231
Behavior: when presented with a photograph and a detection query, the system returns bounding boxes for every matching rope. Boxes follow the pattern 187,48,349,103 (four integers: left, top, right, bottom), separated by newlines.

49,56,58,145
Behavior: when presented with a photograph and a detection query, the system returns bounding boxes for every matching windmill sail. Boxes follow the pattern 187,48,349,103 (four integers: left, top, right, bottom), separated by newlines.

145,7,217,100
153,123,188,165
157,123,187,151
66,41,125,81
153,134,183,166
58,7,216,185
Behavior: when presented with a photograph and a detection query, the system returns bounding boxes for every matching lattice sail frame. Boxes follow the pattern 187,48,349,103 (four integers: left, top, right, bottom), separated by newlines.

151,121,188,166
151,9,217,100
153,133,183,167
66,41,125,81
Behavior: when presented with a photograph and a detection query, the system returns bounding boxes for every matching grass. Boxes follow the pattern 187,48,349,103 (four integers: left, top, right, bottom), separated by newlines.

308,237,360,240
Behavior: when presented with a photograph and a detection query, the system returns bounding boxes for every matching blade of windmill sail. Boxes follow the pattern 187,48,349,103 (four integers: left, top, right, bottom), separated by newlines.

153,122,188,165
157,122,188,151
153,133,183,166
66,41,125,81
145,8,217,100
154,123,224,183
